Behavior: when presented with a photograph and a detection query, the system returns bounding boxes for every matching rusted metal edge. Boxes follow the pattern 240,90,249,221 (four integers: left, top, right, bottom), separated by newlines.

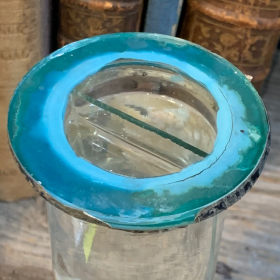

7,137,111,228
195,119,271,223
8,121,270,231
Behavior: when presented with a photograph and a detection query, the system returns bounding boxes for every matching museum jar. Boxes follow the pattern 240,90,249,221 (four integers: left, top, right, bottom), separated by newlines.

8,33,270,280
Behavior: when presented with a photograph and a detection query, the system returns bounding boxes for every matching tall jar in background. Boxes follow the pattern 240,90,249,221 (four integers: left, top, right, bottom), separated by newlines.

179,0,280,93
0,0,51,201
58,0,144,47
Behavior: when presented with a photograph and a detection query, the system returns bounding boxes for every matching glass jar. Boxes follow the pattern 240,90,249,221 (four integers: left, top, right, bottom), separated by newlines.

48,204,225,280
8,33,270,280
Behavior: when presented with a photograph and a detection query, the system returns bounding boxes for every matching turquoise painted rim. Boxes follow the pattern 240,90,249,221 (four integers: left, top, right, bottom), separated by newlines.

8,33,270,231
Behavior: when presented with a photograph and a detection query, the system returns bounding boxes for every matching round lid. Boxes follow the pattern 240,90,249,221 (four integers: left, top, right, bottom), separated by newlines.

8,33,270,231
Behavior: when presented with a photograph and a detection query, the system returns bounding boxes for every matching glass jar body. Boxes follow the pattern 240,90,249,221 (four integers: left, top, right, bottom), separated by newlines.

47,203,225,280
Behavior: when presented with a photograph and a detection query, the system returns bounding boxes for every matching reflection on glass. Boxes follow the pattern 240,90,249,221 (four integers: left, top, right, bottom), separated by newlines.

48,204,225,280
64,61,218,178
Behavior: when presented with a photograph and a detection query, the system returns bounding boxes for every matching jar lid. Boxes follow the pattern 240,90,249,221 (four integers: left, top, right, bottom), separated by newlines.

8,33,270,231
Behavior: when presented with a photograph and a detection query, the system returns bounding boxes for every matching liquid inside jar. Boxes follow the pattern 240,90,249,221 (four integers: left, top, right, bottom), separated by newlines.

64,61,218,178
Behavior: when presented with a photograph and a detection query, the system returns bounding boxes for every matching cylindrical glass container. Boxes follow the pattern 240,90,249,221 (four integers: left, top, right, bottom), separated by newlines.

48,204,225,280
8,33,270,280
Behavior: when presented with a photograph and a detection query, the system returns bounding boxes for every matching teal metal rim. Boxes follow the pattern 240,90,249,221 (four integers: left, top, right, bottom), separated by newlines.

8,33,270,231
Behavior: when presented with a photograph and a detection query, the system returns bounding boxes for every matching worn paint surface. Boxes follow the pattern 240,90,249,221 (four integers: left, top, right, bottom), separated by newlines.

8,33,270,231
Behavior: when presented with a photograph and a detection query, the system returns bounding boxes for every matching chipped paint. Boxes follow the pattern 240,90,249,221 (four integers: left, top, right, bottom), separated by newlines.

8,33,270,231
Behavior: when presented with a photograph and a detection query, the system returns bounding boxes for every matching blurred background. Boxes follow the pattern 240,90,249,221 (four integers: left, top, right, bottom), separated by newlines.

0,0,279,279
